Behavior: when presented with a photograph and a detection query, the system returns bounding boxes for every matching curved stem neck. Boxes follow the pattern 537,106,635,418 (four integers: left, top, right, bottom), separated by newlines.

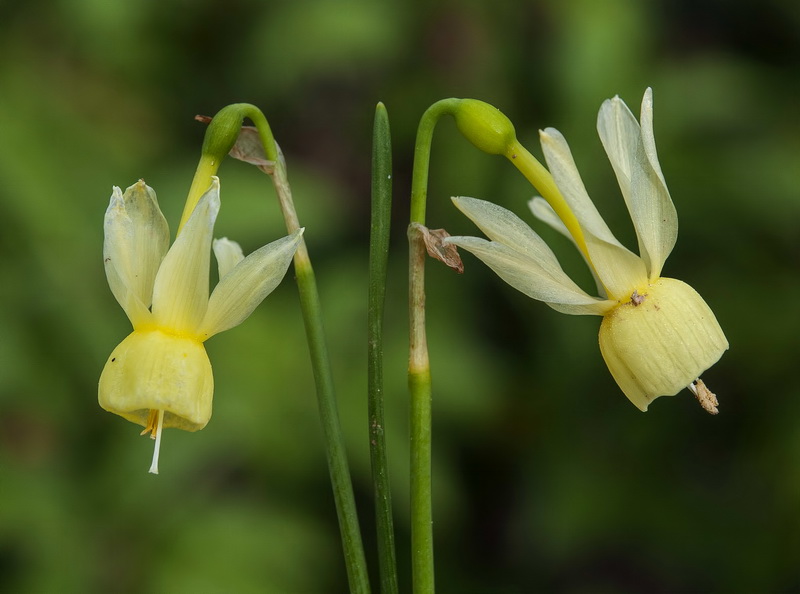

409,99,461,225
177,104,280,235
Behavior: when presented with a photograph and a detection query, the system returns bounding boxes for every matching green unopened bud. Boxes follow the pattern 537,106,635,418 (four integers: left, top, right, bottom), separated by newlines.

454,99,517,155
598,278,728,412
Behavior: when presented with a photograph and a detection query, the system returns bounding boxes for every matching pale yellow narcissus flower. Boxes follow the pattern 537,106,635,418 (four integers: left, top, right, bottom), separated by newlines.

446,89,728,412
99,177,302,472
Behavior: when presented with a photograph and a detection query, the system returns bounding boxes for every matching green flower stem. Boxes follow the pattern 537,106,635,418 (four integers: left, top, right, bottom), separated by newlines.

503,139,590,261
258,126,371,594
407,98,459,594
178,156,220,233
407,232,434,594
369,103,399,594
195,104,371,594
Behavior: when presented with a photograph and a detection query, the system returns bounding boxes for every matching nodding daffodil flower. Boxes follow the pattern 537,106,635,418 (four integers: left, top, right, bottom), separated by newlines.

99,177,302,472
446,89,728,412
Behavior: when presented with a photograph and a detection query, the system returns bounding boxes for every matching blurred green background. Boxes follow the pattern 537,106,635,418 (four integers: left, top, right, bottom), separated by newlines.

1,0,799,592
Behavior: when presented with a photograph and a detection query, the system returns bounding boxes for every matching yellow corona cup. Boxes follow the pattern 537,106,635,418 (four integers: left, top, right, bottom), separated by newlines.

447,89,728,411
100,178,302,471
597,278,727,409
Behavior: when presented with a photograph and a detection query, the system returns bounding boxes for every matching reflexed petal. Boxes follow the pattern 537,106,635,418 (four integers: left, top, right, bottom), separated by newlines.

597,89,677,279
446,236,614,316
529,197,570,239
199,229,303,339
539,129,648,298
639,89,669,189
98,330,213,431
636,88,677,277
104,261,152,328
596,95,639,196
103,182,169,327
530,197,607,298
213,237,245,280
451,197,567,279
539,128,620,245
151,178,220,334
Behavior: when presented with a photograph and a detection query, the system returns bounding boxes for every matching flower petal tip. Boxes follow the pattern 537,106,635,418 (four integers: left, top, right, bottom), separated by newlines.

450,196,479,213
641,88,654,114
109,186,124,206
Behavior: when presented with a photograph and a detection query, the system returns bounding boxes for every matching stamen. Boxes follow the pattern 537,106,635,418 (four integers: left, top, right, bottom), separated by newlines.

140,409,158,436
148,409,165,474
688,379,719,415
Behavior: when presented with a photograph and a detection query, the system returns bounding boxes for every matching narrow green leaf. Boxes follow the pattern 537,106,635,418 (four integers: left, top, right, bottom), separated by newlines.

368,102,399,594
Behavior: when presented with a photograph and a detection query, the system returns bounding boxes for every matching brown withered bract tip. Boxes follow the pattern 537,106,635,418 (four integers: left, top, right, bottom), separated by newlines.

413,224,464,274
228,126,273,170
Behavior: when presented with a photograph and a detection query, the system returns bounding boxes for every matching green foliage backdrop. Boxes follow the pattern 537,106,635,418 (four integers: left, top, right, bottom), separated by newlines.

1,1,799,592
